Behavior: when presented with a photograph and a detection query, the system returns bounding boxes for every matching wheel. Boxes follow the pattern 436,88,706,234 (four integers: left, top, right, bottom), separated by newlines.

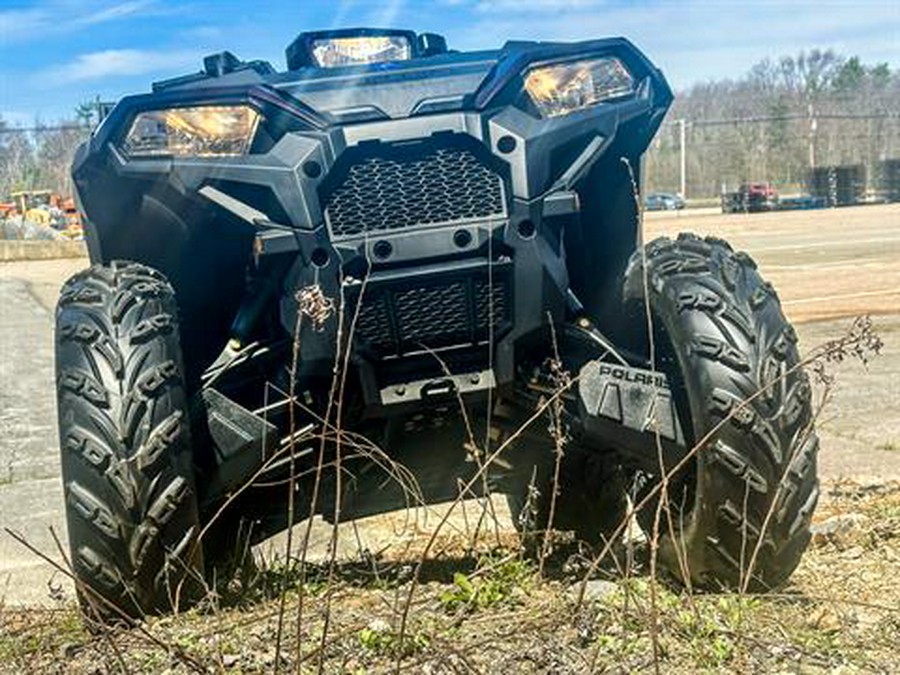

56,261,204,618
621,233,819,591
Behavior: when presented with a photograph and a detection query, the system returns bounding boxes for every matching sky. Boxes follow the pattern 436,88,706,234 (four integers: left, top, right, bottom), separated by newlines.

1,0,898,124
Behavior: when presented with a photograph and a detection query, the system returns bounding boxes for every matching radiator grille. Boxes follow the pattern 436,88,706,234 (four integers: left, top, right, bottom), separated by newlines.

323,142,506,238
352,270,512,357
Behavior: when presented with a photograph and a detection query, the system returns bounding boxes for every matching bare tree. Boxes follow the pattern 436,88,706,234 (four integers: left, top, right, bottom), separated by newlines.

0,114,89,197
646,51,900,199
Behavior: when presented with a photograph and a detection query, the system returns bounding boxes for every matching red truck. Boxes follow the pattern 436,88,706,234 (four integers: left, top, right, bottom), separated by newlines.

722,181,778,213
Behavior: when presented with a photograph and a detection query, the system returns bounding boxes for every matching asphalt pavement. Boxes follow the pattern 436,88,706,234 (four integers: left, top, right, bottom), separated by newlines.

0,275,71,606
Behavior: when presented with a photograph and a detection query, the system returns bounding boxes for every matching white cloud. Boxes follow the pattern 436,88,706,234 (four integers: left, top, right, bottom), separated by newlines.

374,0,407,27
474,0,604,12
0,1,159,44
45,49,199,83
181,24,225,41
0,110,37,127
73,0,155,27
439,0,604,10
0,7,52,37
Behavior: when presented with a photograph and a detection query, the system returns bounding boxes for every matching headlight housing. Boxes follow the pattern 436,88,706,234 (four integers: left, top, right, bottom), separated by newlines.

310,36,412,68
122,105,260,157
524,57,634,118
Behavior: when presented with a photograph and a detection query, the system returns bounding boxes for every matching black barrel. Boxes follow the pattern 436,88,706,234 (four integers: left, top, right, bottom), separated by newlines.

876,159,900,203
808,165,865,207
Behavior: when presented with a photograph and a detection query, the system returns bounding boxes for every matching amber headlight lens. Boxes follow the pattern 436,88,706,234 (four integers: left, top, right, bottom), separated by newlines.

524,57,634,118
310,36,412,68
123,105,260,157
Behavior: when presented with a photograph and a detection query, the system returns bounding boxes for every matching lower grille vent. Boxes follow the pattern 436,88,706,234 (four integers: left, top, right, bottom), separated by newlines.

352,267,512,357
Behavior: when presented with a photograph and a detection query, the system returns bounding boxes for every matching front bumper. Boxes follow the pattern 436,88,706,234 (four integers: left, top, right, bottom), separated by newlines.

73,87,660,413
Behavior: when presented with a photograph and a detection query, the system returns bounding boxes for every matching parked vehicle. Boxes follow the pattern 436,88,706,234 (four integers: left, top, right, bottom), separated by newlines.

644,192,685,211
777,195,826,211
57,28,818,618
722,182,778,213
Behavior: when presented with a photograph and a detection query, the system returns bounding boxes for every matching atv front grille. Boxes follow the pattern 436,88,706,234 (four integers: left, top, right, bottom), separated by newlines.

352,266,512,357
322,138,507,239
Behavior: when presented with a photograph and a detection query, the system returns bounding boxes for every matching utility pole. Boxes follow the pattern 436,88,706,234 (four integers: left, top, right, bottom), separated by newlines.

808,103,817,168
678,118,687,199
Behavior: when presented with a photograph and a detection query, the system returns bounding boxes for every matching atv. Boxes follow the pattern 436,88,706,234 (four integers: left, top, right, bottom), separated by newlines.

56,28,818,618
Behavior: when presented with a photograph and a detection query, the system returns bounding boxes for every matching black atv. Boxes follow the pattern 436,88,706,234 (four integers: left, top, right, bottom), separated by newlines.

56,28,818,618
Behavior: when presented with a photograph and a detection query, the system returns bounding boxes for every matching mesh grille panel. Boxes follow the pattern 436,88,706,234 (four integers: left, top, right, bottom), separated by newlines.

395,281,469,344
353,270,511,357
323,143,506,238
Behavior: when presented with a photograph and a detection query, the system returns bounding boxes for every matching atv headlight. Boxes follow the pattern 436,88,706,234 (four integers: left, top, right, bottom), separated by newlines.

310,36,412,68
524,57,634,118
122,105,260,157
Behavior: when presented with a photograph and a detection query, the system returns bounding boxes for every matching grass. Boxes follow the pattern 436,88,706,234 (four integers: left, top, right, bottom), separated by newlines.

1,479,898,673
438,550,534,613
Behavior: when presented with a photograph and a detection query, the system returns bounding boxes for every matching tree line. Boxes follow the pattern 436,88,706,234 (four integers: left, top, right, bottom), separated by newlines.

644,50,900,199
0,101,101,199
0,121,89,199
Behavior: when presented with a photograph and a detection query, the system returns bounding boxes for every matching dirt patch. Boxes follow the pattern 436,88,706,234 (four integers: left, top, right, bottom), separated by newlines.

798,316,900,479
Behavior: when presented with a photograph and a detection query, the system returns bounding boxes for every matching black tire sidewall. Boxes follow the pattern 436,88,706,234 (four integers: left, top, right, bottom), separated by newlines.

56,261,203,617
623,234,819,591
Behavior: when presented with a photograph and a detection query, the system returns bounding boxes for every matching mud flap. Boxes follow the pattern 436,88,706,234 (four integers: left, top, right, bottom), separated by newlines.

577,361,687,473
195,388,279,506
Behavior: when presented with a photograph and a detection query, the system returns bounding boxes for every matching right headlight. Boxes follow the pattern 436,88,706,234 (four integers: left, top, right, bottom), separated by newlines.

524,57,634,118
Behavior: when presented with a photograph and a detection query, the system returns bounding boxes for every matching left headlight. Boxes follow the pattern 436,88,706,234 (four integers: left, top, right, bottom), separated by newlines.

122,105,260,157
524,57,634,118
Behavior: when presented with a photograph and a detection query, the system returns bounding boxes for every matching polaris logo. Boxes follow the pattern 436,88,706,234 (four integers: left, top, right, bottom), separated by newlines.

598,364,667,389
